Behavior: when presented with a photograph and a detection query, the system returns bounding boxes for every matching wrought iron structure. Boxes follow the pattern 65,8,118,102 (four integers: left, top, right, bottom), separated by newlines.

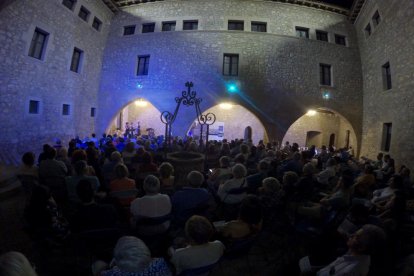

160,82,216,148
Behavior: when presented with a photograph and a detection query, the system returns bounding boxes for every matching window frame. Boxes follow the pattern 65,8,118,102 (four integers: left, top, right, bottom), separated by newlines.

62,0,76,10
228,20,244,31
183,20,198,30
382,62,392,90
70,47,83,73
295,27,309,39
334,34,347,46
28,27,49,60
137,55,150,76
92,17,102,31
142,23,155,33
78,6,90,22
381,123,392,152
319,63,332,86
372,10,381,26
123,25,136,36
316,30,329,42
251,21,267,32
162,21,176,32
223,54,239,76
62,104,71,116
29,100,40,114
90,107,96,117
365,23,372,37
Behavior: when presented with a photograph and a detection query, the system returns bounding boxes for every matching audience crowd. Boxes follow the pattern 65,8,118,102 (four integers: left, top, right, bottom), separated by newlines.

3,133,414,275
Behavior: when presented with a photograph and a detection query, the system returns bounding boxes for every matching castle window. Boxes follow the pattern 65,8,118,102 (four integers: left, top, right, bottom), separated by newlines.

316,30,328,42
372,10,381,26
29,100,40,114
162,21,176,31
62,104,71,116
137,55,150,76
124,25,135,35
381,123,392,152
228,20,244,31
70,47,83,73
295,27,309,38
382,62,392,90
319,64,332,86
365,23,371,37
62,0,76,10
223,54,239,76
92,17,102,31
91,107,96,117
183,20,198,30
142,23,155,33
28,28,49,60
251,21,266,32
78,6,90,22
335,34,346,46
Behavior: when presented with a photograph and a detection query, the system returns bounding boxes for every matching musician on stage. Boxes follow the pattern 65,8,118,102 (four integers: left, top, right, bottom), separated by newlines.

124,122,130,137
136,121,141,137
130,122,135,138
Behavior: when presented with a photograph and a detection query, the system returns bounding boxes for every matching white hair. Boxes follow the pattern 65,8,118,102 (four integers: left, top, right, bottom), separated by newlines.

113,236,151,272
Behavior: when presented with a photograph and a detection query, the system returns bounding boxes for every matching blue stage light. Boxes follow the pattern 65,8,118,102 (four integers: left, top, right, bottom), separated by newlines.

227,83,238,93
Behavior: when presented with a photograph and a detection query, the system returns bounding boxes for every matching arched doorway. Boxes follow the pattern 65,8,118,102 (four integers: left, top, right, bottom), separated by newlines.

186,104,268,144
244,126,252,141
282,108,358,153
106,99,164,138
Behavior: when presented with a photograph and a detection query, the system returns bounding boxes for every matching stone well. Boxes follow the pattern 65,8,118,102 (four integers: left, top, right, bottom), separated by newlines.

167,152,205,187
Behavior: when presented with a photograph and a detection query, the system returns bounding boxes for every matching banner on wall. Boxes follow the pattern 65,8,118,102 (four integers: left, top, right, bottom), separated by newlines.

208,122,224,141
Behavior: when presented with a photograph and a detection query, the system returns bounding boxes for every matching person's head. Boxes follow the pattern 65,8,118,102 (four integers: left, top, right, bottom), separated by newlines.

143,175,160,194
158,162,174,178
112,236,151,272
326,158,337,168
232,163,247,179
239,195,263,226
187,171,204,188
42,144,51,152
377,152,384,160
293,152,301,161
234,153,246,164
57,147,68,159
349,203,370,224
29,185,51,209
258,160,270,172
240,144,249,154
125,142,135,153
340,169,354,189
74,160,88,176
303,163,315,176
219,156,231,168
46,147,57,159
22,152,35,166
115,164,129,179
185,215,214,245
142,152,153,164
261,177,281,195
71,149,87,163
283,171,299,186
111,151,122,162
76,179,94,203
0,251,37,276
364,164,374,174
347,224,386,255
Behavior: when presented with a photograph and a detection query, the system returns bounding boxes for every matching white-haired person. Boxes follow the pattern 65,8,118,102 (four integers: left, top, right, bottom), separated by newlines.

170,215,224,275
0,251,37,276
93,236,171,276
130,175,171,235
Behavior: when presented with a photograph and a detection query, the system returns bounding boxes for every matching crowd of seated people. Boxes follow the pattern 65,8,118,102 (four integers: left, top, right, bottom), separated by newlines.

10,133,414,275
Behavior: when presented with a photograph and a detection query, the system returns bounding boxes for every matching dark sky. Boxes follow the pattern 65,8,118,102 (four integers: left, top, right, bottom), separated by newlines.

321,0,355,9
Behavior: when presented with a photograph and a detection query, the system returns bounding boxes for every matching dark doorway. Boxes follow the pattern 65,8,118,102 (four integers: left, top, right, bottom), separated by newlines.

329,133,336,147
244,126,252,141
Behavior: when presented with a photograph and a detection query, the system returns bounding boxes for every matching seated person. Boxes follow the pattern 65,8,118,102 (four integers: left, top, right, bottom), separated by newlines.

93,236,171,276
316,224,386,276
130,175,171,235
217,164,248,205
109,164,137,208
17,152,38,178
353,164,376,199
66,160,100,205
71,179,118,232
316,158,337,188
217,195,263,241
172,171,211,226
170,216,225,275
0,251,38,276
158,162,175,195
207,156,232,192
245,160,270,194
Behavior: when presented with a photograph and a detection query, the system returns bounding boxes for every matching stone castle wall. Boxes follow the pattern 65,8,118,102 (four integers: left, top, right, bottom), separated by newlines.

0,0,113,154
97,0,363,149
355,0,414,169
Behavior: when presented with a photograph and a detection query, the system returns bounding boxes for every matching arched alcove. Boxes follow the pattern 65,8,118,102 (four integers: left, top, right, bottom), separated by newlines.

186,103,269,144
106,99,164,138
282,108,358,153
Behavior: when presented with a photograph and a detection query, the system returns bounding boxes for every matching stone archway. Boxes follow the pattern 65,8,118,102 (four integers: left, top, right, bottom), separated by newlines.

282,108,358,153
186,103,269,144
106,99,164,138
